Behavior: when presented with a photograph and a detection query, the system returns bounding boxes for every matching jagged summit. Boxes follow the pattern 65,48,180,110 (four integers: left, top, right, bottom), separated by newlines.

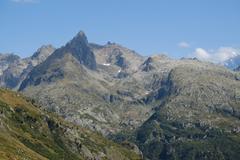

69,31,88,45
62,31,97,70
19,31,97,91
31,44,55,58
77,30,86,37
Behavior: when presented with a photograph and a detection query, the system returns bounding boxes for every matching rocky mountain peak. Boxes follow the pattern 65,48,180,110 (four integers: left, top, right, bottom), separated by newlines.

31,44,55,61
64,31,97,70
18,31,98,91
77,30,87,37
0,53,20,77
69,31,88,46
0,53,20,62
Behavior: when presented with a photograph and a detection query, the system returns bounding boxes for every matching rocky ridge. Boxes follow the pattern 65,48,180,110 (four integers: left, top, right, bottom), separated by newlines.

1,31,240,159
0,45,55,89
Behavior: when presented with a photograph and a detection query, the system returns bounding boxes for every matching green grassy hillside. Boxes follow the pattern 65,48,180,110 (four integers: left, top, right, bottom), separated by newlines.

0,88,141,160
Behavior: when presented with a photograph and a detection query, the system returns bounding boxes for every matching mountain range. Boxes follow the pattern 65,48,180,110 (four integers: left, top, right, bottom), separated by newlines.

0,45,55,89
222,54,240,70
0,31,240,160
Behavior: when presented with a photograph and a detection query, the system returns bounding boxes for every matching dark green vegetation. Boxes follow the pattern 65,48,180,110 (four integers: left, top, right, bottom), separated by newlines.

135,112,240,160
0,88,141,160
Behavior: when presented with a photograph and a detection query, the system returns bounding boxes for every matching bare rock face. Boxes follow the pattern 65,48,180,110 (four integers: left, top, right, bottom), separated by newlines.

19,31,96,90
31,44,56,66
0,53,21,87
0,53,20,75
0,45,55,89
65,31,97,70
141,57,155,72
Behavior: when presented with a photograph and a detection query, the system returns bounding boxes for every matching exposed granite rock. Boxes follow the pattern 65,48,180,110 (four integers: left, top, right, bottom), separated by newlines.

0,45,55,89
65,31,97,70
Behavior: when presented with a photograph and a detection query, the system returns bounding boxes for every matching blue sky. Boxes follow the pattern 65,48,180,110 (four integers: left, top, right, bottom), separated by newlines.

0,0,240,61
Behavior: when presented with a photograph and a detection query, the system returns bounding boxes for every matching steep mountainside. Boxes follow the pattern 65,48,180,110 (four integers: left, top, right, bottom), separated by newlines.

19,31,97,90
108,57,240,159
0,53,21,87
19,32,153,135
31,45,56,66
0,53,20,75
0,45,55,89
132,62,240,160
0,88,141,160
2,31,240,159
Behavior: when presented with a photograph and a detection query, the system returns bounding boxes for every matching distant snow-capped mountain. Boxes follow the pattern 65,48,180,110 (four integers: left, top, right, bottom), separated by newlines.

222,54,240,70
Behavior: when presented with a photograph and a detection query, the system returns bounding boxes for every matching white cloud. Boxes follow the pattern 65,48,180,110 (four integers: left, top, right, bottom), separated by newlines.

194,48,210,60
178,41,190,48
193,47,239,63
11,0,39,3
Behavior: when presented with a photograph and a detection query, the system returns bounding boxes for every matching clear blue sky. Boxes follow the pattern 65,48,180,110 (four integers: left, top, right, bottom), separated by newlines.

0,0,240,59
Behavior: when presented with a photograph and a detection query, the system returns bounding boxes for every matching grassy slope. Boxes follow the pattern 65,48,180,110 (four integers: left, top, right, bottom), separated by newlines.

0,88,141,160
